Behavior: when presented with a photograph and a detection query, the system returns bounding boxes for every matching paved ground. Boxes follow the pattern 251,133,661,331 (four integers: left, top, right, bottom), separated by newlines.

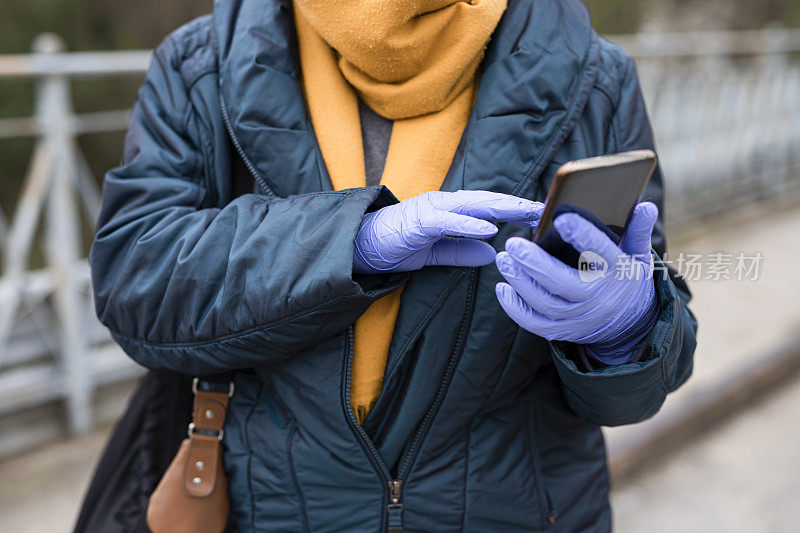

612,376,800,533
0,426,109,533
607,198,800,531
2,198,800,532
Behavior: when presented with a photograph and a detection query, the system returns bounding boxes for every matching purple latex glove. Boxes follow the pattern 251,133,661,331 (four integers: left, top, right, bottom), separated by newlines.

495,202,659,359
354,190,543,274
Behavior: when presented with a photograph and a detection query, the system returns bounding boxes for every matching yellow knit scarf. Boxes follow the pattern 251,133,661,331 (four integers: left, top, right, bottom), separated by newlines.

294,0,506,424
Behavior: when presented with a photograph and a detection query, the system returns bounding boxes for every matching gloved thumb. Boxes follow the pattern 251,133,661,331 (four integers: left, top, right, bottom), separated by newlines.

619,202,658,258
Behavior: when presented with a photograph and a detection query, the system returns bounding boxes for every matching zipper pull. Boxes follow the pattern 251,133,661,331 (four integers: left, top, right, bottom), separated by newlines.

387,480,403,533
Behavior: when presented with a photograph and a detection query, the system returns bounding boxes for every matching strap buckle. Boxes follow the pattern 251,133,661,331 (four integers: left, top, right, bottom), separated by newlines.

188,422,224,441
192,377,234,397
188,377,233,441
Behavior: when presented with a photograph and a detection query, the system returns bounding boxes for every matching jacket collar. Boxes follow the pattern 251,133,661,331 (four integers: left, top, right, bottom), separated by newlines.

212,0,599,198
213,0,328,197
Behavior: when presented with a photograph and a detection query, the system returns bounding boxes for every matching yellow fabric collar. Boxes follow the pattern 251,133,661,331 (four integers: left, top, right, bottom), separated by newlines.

293,0,505,423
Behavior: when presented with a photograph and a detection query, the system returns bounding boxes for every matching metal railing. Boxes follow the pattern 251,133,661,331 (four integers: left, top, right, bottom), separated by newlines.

0,29,799,455
0,35,150,447
612,29,800,219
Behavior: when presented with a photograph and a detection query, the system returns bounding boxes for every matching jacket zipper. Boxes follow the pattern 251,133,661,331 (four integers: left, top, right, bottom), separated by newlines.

221,80,471,527
218,92,274,198
387,480,403,533
344,327,401,530
343,269,478,532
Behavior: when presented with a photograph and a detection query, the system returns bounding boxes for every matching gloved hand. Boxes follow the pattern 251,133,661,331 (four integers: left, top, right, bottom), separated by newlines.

354,190,543,274
495,202,660,364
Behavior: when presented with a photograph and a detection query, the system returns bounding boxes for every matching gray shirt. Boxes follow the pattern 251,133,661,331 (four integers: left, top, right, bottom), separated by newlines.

358,99,393,187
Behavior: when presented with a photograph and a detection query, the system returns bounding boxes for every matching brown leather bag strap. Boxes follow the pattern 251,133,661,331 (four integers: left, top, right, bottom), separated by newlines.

183,378,233,498
147,377,233,533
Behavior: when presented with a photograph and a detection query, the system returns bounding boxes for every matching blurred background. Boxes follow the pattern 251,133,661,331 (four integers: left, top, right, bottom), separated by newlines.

1,0,799,531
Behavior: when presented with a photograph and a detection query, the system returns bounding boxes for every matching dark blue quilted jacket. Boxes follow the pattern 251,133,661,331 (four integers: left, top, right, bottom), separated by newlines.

90,0,697,531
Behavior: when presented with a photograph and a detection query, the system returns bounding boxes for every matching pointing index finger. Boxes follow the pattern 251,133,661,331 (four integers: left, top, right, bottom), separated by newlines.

425,190,544,223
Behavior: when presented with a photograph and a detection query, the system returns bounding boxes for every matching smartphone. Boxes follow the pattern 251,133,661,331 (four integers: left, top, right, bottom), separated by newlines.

533,149,657,244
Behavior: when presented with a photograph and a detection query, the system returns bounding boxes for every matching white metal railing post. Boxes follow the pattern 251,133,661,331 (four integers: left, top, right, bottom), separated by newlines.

0,35,149,451
35,34,92,434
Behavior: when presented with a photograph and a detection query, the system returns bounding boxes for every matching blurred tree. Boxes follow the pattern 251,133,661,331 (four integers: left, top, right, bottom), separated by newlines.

584,0,647,34
639,0,800,32
0,0,211,219
0,0,210,52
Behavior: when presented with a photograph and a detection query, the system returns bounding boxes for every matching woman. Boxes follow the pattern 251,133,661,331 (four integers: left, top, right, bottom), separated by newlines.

87,0,696,530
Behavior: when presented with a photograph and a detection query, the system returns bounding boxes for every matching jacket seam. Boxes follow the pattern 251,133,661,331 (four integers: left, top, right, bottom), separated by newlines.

286,423,311,533
144,41,205,185
184,107,212,197
459,416,474,533
650,274,679,393
595,37,632,107
660,294,682,392
147,44,203,182
255,376,312,532
243,380,263,533
172,17,210,60
166,16,214,86
182,80,220,202
185,68,219,94
164,32,208,101
593,83,617,110
472,323,525,413
604,89,619,151
258,190,368,200
512,33,600,198
395,268,478,483
527,402,551,529
383,270,466,381
609,56,637,153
